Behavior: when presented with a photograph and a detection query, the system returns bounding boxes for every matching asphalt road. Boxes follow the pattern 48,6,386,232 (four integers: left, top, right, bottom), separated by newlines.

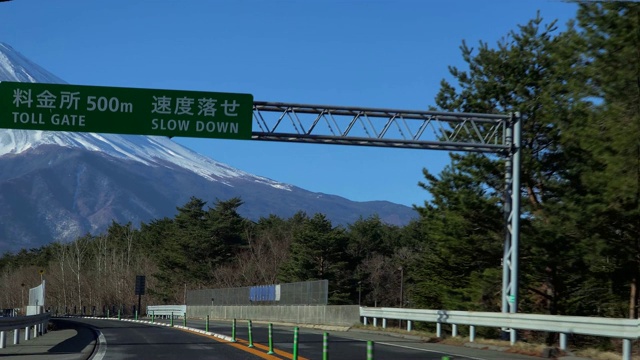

209,320,457,359
40,317,545,360
67,318,270,360
144,318,541,360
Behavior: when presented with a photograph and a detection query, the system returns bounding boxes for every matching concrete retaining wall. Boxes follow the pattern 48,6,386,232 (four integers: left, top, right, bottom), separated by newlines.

188,305,360,326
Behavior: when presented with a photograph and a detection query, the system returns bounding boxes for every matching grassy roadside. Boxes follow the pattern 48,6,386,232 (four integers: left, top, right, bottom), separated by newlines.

351,324,640,360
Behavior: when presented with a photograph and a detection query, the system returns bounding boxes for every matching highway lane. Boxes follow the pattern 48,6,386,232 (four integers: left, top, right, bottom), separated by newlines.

64,317,542,359
62,318,277,360
150,318,506,360
176,318,543,360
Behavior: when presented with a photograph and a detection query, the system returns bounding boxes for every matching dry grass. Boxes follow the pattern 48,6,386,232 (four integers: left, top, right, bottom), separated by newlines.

438,337,546,357
352,325,640,360
573,348,640,360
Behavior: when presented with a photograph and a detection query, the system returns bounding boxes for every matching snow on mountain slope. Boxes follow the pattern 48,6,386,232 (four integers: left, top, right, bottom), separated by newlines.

0,42,291,191
0,43,66,84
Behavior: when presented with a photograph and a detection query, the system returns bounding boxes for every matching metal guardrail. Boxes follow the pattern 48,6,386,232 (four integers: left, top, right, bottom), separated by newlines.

147,305,186,317
360,307,639,338
360,307,638,360
0,313,51,348
0,313,50,331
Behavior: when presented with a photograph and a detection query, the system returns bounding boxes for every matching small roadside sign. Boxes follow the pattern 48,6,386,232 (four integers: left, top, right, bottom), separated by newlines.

135,275,146,296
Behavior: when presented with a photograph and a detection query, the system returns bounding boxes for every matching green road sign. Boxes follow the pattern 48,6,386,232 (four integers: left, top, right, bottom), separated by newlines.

0,82,253,139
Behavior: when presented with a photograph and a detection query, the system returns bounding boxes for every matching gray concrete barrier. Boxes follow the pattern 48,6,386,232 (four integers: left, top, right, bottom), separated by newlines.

188,305,360,327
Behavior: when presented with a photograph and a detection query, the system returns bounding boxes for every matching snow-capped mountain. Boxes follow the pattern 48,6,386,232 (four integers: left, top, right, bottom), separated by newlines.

0,42,290,191
0,130,293,191
0,43,65,83
0,42,416,253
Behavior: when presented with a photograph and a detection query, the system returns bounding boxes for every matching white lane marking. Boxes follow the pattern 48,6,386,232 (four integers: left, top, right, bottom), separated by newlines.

377,341,488,360
90,331,107,360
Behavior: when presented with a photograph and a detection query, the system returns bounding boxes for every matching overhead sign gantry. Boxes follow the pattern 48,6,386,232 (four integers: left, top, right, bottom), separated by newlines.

251,102,522,325
0,81,522,334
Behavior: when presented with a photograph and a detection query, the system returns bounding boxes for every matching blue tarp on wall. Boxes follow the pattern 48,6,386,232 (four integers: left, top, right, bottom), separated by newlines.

249,285,280,302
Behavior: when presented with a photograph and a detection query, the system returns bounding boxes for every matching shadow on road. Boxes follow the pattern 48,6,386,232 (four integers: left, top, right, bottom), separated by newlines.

48,319,96,354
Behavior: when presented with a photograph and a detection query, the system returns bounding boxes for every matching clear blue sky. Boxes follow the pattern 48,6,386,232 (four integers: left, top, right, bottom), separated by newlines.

0,0,577,207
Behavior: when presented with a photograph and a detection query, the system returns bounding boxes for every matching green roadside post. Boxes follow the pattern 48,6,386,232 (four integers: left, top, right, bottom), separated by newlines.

118,308,121,321
205,315,209,332
171,312,174,327
366,341,374,360
107,309,110,318
183,312,186,327
442,357,451,360
247,320,254,348
267,323,274,355
293,327,299,360
152,311,155,323
135,310,138,320
323,332,329,360
231,318,237,342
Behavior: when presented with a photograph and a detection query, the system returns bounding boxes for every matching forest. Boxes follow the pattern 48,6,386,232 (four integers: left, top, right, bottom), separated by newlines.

0,2,639,326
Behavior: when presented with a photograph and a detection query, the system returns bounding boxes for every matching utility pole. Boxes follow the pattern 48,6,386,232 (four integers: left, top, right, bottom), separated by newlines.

398,266,404,308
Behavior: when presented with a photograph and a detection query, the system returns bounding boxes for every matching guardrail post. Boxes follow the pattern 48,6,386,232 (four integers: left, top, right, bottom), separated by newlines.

373,318,377,327
623,339,631,360
407,320,412,332
366,340,374,360
247,320,254,348
24,326,30,341
559,333,567,350
469,325,476,342
436,323,442,338
0,330,6,348
33,324,38,338
267,323,274,354
452,324,458,337
510,329,516,345
382,318,386,329
293,327,299,360
363,316,368,326
13,328,19,344
322,332,328,360
231,318,237,342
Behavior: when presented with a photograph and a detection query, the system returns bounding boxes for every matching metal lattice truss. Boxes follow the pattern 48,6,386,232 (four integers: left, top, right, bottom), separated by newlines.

253,100,522,319
252,102,513,154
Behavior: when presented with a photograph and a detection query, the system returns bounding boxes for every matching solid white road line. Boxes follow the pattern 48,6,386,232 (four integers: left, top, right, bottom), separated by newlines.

90,331,107,360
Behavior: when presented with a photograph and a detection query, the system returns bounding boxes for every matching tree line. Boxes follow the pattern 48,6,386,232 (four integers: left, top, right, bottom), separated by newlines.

0,197,415,313
0,2,638,328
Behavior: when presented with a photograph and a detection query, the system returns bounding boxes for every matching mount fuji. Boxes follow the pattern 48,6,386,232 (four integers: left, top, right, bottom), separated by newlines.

0,42,417,253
